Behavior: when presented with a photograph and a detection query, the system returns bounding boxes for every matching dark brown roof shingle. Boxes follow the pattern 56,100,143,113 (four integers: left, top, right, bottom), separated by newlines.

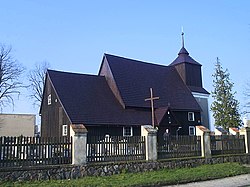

47,51,208,125
48,70,151,125
104,54,201,111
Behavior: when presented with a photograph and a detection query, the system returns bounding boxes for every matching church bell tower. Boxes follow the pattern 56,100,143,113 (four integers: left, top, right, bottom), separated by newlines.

169,32,210,129
170,32,202,88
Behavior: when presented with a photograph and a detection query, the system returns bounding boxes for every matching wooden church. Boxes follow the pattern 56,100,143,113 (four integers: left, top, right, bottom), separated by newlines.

40,37,210,139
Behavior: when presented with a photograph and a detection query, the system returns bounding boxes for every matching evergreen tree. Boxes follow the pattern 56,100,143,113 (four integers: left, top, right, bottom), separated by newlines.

211,58,242,129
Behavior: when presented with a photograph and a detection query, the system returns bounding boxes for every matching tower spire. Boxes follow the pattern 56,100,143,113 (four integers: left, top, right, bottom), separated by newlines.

181,27,185,48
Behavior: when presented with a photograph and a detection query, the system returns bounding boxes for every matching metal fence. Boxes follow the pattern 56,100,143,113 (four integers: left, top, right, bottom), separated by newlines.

210,135,245,155
158,135,202,159
87,135,146,162
0,136,72,167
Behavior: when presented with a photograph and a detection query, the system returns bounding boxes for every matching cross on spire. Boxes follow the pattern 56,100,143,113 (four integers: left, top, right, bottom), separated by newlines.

181,27,185,47
145,88,159,128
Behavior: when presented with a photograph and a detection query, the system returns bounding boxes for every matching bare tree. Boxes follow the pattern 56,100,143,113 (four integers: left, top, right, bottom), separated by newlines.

28,61,50,107
0,44,25,110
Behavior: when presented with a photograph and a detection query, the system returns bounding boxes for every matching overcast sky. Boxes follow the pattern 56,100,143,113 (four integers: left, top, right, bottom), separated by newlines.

1,1,250,125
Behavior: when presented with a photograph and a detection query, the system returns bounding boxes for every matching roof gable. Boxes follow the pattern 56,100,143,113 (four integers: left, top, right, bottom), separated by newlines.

98,55,125,108
47,69,151,125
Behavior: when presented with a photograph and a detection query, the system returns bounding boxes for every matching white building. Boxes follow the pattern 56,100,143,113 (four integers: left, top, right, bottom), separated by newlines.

0,114,35,137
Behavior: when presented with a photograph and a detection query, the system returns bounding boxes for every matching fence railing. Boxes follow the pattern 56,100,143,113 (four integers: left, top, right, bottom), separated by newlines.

0,133,248,167
210,135,245,155
0,136,72,167
87,135,146,162
158,135,201,159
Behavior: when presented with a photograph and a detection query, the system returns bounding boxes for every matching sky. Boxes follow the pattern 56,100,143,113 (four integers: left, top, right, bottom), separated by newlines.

1,1,250,126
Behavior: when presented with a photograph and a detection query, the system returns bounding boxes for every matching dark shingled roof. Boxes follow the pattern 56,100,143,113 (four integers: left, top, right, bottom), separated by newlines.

104,54,201,111
47,49,209,125
47,70,151,125
216,127,228,133
170,47,201,66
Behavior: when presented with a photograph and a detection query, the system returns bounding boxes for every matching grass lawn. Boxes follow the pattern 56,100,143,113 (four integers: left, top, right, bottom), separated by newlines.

1,162,250,187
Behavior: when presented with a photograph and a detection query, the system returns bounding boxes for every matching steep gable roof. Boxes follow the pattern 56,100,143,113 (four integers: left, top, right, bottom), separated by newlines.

104,54,201,111
47,70,151,125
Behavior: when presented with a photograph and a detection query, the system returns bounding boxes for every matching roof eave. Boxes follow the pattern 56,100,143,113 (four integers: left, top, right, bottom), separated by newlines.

39,71,49,115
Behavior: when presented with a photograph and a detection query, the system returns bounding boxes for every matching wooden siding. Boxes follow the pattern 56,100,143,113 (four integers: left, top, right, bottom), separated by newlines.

174,63,202,88
158,111,201,139
185,64,202,87
99,57,125,108
174,63,186,84
41,77,71,138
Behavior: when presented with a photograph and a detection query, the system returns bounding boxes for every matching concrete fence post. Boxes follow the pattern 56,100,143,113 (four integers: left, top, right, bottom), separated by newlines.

240,127,250,154
196,126,211,158
70,124,88,165
141,125,158,161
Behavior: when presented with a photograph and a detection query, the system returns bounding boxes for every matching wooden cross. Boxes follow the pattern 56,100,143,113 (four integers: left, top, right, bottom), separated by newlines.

145,88,159,129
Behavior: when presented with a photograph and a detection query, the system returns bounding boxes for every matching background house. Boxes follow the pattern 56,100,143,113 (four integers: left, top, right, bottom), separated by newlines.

229,127,239,136
40,44,209,139
0,114,36,137
215,127,228,135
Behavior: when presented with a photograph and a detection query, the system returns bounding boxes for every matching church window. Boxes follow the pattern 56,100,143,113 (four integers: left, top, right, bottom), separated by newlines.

48,94,51,105
168,116,171,124
189,126,195,136
62,125,68,136
188,112,195,121
123,126,133,137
